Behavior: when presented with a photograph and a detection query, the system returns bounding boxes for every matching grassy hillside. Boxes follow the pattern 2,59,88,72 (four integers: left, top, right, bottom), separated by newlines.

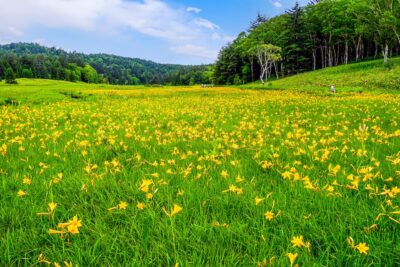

241,57,400,92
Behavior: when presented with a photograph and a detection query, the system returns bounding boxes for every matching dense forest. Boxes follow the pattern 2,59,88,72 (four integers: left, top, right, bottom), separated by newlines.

0,43,213,85
214,0,400,85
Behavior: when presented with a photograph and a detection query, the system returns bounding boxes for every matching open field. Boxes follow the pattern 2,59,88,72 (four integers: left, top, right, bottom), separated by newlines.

0,81,399,266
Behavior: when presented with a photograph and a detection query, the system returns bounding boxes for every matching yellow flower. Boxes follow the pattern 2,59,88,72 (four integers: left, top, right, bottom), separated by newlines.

282,171,292,179
136,202,145,210
222,185,243,195
264,211,274,221
146,193,153,200
235,175,244,183
54,216,82,234
163,204,183,218
69,216,82,228
22,177,31,185
291,236,305,248
170,204,183,217
37,202,57,217
48,202,57,212
57,222,71,229
118,201,128,210
48,229,66,235
355,243,369,254
139,179,153,192
221,170,229,178
17,190,27,197
38,253,51,265
255,196,264,206
67,225,80,234
286,253,298,266
325,185,334,193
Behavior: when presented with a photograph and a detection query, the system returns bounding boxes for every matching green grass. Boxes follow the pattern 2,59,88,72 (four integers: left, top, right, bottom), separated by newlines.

241,57,400,92
0,79,152,104
0,65,399,266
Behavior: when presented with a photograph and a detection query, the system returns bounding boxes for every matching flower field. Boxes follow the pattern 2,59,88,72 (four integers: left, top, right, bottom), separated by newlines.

1,87,399,266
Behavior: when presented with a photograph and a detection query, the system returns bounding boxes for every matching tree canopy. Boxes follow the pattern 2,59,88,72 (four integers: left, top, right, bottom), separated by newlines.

214,0,400,84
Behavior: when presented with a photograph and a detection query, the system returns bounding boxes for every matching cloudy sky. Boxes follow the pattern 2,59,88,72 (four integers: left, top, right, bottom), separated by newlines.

0,0,308,64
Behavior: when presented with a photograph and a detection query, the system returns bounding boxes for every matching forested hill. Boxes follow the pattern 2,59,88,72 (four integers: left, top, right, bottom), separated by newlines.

214,0,400,85
0,43,213,85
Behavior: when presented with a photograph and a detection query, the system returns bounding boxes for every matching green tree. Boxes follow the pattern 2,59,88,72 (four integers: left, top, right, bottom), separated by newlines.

368,0,400,63
233,74,242,85
189,77,196,86
5,67,17,84
251,44,282,84
285,2,310,73
81,64,98,83
131,76,140,85
21,68,33,78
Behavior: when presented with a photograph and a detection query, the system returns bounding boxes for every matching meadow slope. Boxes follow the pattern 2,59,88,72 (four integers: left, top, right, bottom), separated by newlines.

241,57,400,92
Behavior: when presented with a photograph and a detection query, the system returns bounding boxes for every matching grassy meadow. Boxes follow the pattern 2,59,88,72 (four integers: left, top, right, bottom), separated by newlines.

241,57,400,92
1,73,400,266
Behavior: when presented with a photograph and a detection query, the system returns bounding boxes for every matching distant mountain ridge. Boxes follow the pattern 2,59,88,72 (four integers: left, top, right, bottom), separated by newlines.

0,43,212,85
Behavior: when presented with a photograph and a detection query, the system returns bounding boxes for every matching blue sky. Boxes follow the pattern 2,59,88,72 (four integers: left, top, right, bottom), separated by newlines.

0,0,308,65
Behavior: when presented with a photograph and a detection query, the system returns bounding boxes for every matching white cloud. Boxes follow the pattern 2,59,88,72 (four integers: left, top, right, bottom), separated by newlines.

0,0,230,62
187,6,202,14
211,32,234,42
0,26,24,44
193,18,220,31
270,0,283,8
171,44,218,59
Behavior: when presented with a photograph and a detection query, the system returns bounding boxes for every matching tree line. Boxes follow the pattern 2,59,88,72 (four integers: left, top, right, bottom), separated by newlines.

0,43,212,85
214,0,400,85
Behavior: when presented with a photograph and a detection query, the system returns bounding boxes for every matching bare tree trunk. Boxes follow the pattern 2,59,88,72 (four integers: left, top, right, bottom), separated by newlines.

345,41,349,64
312,49,317,70
274,62,279,79
394,26,400,45
328,32,333,67
250,60,254,82
333,45,336,66
334,44,339,65
320,46,325,68
383,42,389,64
325,45,328,67
260,66,267,85
354,36,362,62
